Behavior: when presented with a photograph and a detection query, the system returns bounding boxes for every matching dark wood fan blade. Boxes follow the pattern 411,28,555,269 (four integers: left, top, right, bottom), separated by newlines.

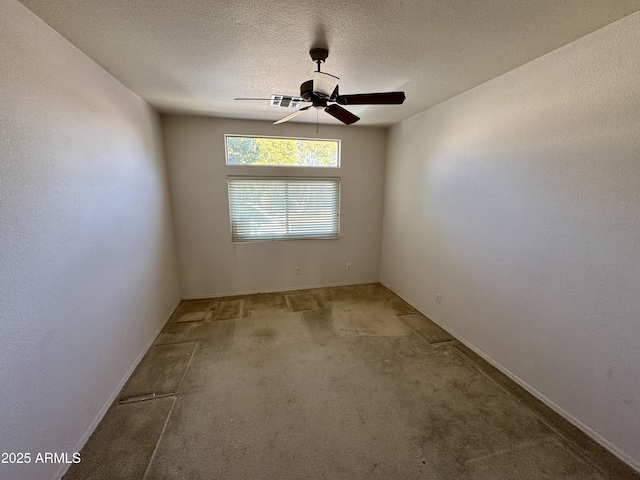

274,106,311,125
325,104,360,125
336,92,405,105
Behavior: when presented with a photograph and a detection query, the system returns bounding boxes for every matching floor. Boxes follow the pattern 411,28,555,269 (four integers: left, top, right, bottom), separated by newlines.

64,284,639,480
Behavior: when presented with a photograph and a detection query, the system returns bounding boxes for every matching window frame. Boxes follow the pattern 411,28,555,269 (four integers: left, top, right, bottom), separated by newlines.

224,134,341,168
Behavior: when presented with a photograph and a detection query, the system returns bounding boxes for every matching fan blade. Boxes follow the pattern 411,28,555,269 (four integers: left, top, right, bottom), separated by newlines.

274,106,311,125
234,97,309,103
325,104,360,125
336,92,405,105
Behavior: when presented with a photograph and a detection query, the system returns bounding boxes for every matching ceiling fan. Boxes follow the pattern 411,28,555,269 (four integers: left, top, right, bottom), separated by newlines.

235,48,405,125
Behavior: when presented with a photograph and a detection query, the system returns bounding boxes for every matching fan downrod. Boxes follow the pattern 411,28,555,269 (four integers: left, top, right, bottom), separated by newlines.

310,48,328,71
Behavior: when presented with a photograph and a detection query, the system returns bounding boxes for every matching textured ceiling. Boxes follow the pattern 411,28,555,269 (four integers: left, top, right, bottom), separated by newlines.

19,0,640,126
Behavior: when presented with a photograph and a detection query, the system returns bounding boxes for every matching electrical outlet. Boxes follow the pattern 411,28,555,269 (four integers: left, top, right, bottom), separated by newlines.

436,294,442,304
296,266,301,275
347,263,352,270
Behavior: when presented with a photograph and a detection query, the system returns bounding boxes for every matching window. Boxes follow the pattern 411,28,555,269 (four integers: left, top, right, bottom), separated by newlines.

228,177,340,242
225,135,340,167
226,135,341,242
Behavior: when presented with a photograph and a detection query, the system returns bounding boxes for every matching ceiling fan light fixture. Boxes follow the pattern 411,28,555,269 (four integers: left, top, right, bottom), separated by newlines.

312,71,339,98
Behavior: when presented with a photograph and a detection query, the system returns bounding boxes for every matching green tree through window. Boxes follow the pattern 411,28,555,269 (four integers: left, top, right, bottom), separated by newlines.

225,136,339,167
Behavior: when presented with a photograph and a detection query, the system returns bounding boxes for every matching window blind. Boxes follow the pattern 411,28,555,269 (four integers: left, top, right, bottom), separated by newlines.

228,177,340,242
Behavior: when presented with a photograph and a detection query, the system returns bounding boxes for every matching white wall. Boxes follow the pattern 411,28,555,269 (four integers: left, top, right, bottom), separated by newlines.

0,1,181,479
381,11,640,469
162,116,386,298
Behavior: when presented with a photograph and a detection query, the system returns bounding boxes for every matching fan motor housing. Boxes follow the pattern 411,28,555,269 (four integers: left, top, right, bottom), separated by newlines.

300,80,338,107
300,80,314,102
300,80,329,107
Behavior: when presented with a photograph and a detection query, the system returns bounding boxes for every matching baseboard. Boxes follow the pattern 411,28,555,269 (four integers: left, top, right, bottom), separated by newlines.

184,280,378,300
449,327,640,473
52,297,182,480
381,283,640,474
